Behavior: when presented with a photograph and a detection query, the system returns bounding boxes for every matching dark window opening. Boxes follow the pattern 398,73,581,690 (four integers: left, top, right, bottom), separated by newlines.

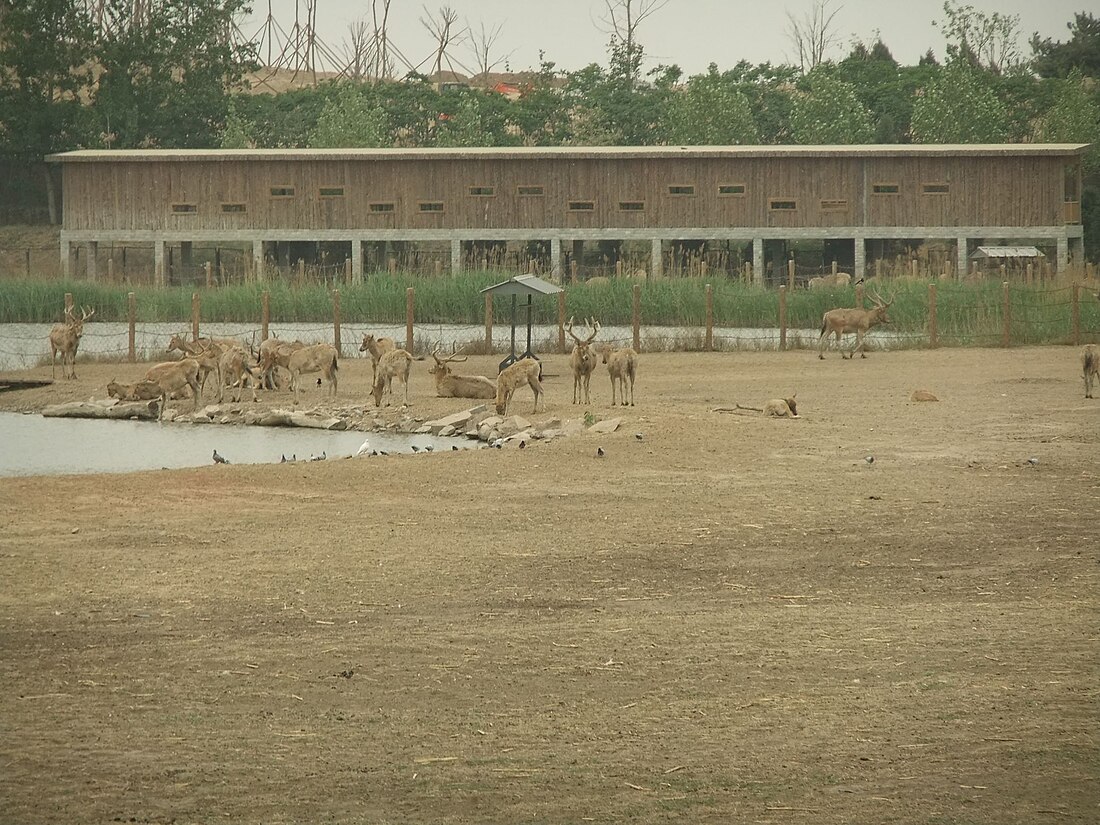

518,185,544,196
618,201,645,211
468,186,495,196
171,203,197,214
270,186,295,197
419,201,444,213
668,185,695,196
568,201,595,211
718,184,746,196
369,202,395,213
769,199,797,211
220,203,246,213
872,183,900,194
319,186,345,198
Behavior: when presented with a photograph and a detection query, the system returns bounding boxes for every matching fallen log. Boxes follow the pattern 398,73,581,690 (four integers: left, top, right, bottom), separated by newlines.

242,409,347,430
43,399,160,420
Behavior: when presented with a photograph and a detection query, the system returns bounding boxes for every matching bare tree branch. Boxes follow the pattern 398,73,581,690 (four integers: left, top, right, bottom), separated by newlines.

786,0,843,74
420,5,468,85
466,19,514,78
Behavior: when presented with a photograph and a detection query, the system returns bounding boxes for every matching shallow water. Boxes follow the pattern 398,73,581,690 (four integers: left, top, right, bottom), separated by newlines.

0,412,476,477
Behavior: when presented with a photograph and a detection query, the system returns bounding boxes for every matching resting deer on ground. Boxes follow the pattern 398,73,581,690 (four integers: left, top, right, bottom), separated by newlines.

599,345,637,406
372,348,413,407
1083,344,1099,399
736,395,800,418
287,343,339,404
807,272,852,290
107,378,168,412
565,316,601,404
49,306,94,379
818,289,893,359
495,357,544,416
428,345,496,399
359,334,397,386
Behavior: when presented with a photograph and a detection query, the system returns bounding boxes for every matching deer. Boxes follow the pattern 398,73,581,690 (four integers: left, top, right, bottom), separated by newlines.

1083,344,1099,399
807,272,852,290
218,346,263,403
107,378,168,408
735,395,800,418
167,333,244,357
257,336,306,390
359,333,397,386
143,358,203,417
428,345,496,399
818,289,893,360
48,306,94,379
565,316,601,404
599,345,637,406
372,348,413,407
287,343,339,404
495,357,544,416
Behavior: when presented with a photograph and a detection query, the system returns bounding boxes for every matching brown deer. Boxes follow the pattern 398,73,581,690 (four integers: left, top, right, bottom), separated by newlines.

818,290,893,359
565,316,601,403
600,345,637,406
143,358,203,415
372,348,413,407
1083,344,1099,399
257,336,305,390
49,306,94,379
428,346,496,399
218,347,263,403
807,272,852,290
495,357,544,416
287,343,339,404
359,334,397,386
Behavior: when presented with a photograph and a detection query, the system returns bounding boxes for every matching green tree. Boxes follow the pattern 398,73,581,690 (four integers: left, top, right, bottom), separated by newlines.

1030,13,1100,79
435,93,495,147
1035,72,1100,173
218,100,254,148
910,60,1008,143
719,61,800,145
789,70,874,144
837,38,913,143
662,65,759,145
309,83,388,148
934,1,1024,74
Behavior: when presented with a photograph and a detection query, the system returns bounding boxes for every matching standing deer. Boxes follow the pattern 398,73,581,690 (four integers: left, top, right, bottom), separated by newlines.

495,357,544,416
359,333,396,386
565,316,601,404
49,306,95,379
818,290,893,360
1083,344,1099,399
372,348,413,407
600,345,637,406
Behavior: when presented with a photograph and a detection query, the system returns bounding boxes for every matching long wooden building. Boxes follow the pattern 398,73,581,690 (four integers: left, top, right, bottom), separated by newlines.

46,144,1088,282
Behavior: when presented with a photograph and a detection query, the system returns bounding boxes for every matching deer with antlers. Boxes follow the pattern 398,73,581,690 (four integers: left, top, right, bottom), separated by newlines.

565,316,601,404
818,290,893,360
48,306,95,379
428,345,497,399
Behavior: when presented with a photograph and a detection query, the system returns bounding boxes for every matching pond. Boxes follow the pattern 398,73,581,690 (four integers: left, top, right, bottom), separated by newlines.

0,412,477,477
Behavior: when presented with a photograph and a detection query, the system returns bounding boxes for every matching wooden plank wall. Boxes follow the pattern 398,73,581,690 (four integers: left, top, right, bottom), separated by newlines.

61,155,1069,233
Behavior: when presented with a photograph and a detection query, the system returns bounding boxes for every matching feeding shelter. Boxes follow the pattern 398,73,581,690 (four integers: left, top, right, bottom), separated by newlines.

480,274,563,373
969,245,1047,275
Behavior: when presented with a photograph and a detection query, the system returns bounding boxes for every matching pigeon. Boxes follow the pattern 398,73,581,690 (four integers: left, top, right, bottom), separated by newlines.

281,454,287,463
411,445,420,453
634,433,644,441
597,446,606,458
1026,457,1039,466
424,445,434,452
310,451,327,461
864,455,875,464
355,439,372,457
491,438,504,449
452,445,459,451
518,440,526,449
213,449,229,465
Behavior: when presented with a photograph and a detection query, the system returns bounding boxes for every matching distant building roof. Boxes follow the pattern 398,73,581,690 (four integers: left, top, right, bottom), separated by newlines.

480,274,563,297
970,245,1047,259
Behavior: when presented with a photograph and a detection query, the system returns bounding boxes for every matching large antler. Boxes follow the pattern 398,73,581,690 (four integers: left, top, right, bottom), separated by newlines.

430,342,467,364
80,306,95,321
581,317,601,344
565,315,582,344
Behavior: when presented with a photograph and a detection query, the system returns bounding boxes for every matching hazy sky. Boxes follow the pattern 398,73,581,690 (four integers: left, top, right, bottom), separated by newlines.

239,1,1086,76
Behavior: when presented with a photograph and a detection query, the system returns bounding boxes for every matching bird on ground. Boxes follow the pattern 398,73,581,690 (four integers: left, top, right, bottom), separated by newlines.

451,445,459,451
411,445,421,453
635,433,644,441
281,454,287,463
597,447,606,458
864,455,875,464
424,445,434,452
213,449,229,465
355,439,372,457
310,451,327,461
518,440,526,449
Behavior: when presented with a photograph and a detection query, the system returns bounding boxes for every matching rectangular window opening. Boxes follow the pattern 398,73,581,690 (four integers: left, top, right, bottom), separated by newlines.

568,200,595,211
318,186,345,198
922,183,950,195
769,199,797,211
270,186,295,198
668,184,695,196
220,203,246,213
468,186,495,196
171,203,197,214
872,183,900,195
369,202,395,213
618,201,645,212
517,185,544,196
718,184,746,196
820,199,849,211
419,201,444,213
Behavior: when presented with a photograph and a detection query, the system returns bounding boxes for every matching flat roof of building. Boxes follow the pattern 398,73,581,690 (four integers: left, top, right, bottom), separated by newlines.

46,144,1091,163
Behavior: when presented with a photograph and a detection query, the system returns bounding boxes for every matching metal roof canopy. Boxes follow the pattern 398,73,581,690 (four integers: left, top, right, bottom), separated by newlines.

970,245,1046,259
480,274,563,373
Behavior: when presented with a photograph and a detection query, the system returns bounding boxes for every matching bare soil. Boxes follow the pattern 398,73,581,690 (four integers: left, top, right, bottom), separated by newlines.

1,347,1097,824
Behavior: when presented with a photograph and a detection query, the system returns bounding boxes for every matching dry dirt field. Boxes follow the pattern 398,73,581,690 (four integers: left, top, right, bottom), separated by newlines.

1,347,1098,824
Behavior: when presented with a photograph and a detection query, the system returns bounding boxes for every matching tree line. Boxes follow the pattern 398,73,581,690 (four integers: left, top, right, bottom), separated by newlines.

1,1,1098,255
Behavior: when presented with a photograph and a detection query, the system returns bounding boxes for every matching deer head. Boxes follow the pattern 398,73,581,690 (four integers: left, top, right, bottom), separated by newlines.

428,343,467,375
69,306,94,336
565,316,601,346
868,290,893,322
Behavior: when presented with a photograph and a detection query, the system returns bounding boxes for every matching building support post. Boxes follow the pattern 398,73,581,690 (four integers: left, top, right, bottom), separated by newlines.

60,237,71,278
1056,234,1069,274
550,238,562,281
351,239,363,284
956,237,968,281
86,242,98,281
650,238,663,280
154,240,166,287
252,240,265,282
450,238,463,276
853,237,865,281
752,237,764,286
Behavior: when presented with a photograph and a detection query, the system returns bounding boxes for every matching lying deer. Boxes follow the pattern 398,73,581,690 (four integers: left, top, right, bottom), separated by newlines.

372,348,413,407
1083,344,1099,399
288,343,339,404
49,305,95,380
359,333,397,386
428,346,496,399
565,316,601,404
735,395,799,418
818,289,893,359
107,378,167,405
495,357,544,416
807,272,852,290
600,345,637,406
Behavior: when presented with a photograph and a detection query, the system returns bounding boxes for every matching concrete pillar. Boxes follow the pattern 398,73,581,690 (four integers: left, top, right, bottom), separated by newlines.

853,237,865,281
154,240,166,287
1056,234,1069,274
650,238,663,280
550,238,562,281
86,242,98,280
60,237,72,278
956,237,968,281
180,241,192,266
351,240,363,284
450,239,462,275
752,238,764,286
252,240,265,281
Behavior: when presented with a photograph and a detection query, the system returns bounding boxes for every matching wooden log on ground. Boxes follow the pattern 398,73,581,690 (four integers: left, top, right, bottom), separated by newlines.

43,399,160,420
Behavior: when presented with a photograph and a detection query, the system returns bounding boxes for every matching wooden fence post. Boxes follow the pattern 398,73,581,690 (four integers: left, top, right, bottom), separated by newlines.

64,292,73,317
261,290,270,341
787,258,795,290
1072,282,1081,346
484,293,493,352
928,283,938,348
570,259,578,285
128,292,136,362
632,284,641,352
332,288,341,353
778,285,788,352
191,292,200,342
108,257,115,282
344,259,352,284
405,287,415,353
557,291,566,353
1026,263,1033,286
704,283,714,351
205,261,213,288
1002,281,1010,347
831,260,838,276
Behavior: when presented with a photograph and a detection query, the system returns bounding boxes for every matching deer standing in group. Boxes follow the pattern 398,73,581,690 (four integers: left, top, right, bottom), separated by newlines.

565,316,601,404
600,345,637,407
818,290,893,360
49,306,95,379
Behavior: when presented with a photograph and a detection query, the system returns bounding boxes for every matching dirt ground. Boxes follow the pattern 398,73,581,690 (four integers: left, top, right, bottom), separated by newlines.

1,347,1097,824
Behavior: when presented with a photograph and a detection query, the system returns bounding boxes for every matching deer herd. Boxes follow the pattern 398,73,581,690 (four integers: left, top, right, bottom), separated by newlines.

46,287,1100,425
